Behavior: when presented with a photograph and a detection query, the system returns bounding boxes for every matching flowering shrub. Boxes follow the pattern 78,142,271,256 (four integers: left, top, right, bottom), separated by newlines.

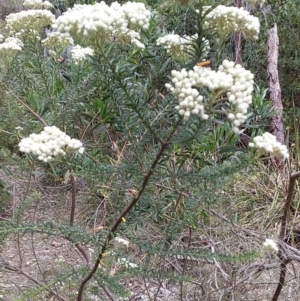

18,126,84,162
203,5,260,39
52,2,151,49
5,9,55,34
0,1,292,300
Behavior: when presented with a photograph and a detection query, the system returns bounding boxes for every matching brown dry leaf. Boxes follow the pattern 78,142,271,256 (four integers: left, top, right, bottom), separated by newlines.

93,226,105,232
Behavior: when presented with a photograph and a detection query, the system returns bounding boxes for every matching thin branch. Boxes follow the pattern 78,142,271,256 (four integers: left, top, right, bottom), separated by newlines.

69,173,76,226
180,226,192,301
227,263,279,293
15,174,32,268
272,260,288,301
278,171,300,240
69,172,95,272
75,243,92,269
101,285,117,301
76,120,181,301
0,80,47,126
2,261,67,301
272,171,300,301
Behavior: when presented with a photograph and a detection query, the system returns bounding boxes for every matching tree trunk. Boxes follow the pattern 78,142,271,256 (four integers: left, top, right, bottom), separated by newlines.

267,24,285,145
234,0,243,65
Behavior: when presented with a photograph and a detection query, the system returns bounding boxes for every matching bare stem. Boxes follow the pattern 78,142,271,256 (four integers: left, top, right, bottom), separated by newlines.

3,262,67,301
0,80,47,126
76,120,180,301
272,171,300,301
70,173,76,226
278,171,300,240
272,260,288,301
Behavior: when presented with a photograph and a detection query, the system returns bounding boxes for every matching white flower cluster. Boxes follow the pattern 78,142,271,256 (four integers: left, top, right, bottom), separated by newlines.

203,5,260,39
219,60,254,132
157,33,185,54
166,68,208,121
18,126,84,162
0,34,4,43
23,0,53,9
165,60,254,130
0,37,23,52
122,1,151,30
262,238,278,253
5,9,55,34
52,1,151,48
71,45,94,65
166,64,234,121
117,258,138,269
125,30,146,49
14,29,41,41
157,34,209,60
249,132,289,159
42,32,74,49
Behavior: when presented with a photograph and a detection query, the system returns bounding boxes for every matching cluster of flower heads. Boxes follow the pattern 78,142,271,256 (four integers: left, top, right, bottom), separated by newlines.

157,34,209,60
249,132,289,159
262,238,278,253
0,36,23,65
165,59,254,132
5,9,55,34
219,60,254,132
203,5,260,39
166,64,230,122
18,126,84,162
52,1,151,49
71,45,94,64
0,37,23,52
23,0,53,9
123,30,145,49
42,32,74,49
14,29,41,41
